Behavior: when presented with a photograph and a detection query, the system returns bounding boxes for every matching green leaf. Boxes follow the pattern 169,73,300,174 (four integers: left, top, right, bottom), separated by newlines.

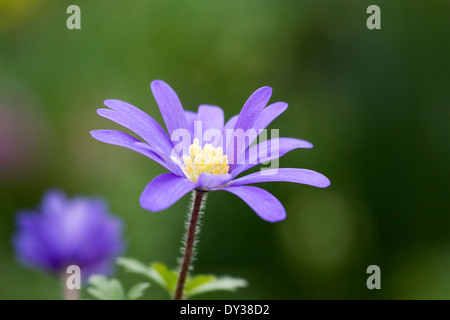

186,276,248,298
87,275,125,300
116,257,248,299
185,275,216,293
116,257,154,278
151,263,179,294
117,258,179,295
116,257,166,288
126,282,151,300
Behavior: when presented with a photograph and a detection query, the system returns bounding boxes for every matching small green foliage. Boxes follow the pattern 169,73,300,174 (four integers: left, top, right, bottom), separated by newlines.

184,274,216,293
117,257,248,299
187,276,248,297
127,282,151,300
87,276,125,300
116,257,166,288
87,258,247,299
87,275,150,300
151,262,179,294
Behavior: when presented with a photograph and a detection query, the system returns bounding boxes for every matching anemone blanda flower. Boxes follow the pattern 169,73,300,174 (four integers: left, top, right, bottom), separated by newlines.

90,80,330,222
13,189,124,280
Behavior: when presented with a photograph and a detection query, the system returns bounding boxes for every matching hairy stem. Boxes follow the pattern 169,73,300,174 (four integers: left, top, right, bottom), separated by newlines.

174,189,206,300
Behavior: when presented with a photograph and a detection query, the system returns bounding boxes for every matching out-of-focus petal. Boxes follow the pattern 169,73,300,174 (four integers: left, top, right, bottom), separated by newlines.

12,190,125,280
222,185,286,222
13,211,57,271
41,189,67,217
140,173,196,212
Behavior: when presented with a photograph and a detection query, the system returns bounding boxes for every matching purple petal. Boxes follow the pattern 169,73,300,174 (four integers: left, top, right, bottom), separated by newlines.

196,105,224,148
221,115,238,149
246,102,288,147
134,142,184,176
103,99,172,149
150,80,187,136
41,189,67,217
13,211,58,271
227,86,272,169
231,138,313,177
223,115,238,132
97,108,171,155
222,186,286,222
253,102,288,131
234,86,272,133
140,173,196,212
184,110,197,140
90,130,177,173
198,105,224,133
227,168,331,188
13,192,124,278
197,173,232,190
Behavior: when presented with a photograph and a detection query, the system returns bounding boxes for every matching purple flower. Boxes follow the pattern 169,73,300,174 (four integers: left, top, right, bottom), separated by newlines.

13,189,124,280
91,80,330,222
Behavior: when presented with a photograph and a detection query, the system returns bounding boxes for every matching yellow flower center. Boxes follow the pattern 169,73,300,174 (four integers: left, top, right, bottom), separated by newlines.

173,138,229,183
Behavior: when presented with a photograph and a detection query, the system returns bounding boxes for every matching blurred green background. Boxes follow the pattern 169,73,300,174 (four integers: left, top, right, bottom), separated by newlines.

1,0,449,299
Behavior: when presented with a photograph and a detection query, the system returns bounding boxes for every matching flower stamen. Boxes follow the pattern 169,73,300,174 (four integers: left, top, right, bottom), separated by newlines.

173,139,229,183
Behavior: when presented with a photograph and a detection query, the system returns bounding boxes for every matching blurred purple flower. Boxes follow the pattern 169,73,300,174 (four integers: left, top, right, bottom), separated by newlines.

13,189,124,280
91,80,330,222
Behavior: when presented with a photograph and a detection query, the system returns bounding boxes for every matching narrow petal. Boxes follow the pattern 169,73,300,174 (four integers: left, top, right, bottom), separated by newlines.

246,102,288,148
223,115,238,132
196,173,232,190
140,173,196,212
253,102,288,132
90,130,176,173
97,108,171,155
231,138,313,177
222,186,286,222
103,99,172,151
184,110,198,140
221,115,238,149
150,80,187,136
134,142,184,176
227,168,331,188
234,86,272,132
198,105,224,133
227,86,272,169
197,105,224,147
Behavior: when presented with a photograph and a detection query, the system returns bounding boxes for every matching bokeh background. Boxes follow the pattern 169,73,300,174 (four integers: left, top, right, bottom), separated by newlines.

1,0,449,299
